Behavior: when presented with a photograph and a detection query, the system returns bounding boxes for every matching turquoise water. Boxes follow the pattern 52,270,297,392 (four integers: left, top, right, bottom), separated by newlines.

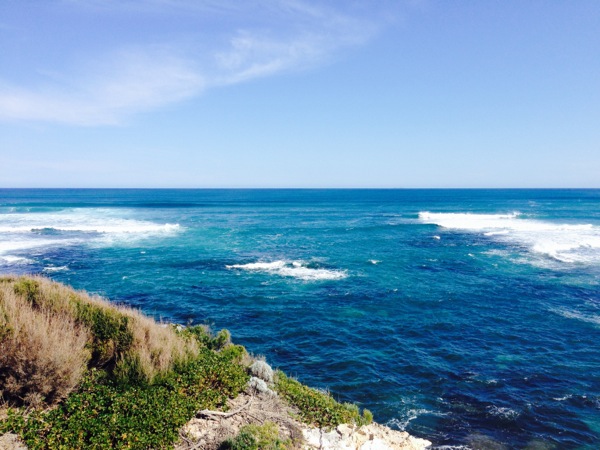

1,189,599,449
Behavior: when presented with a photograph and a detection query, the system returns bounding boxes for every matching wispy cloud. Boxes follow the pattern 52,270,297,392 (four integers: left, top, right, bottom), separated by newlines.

0,0,397,125
0,48,204,125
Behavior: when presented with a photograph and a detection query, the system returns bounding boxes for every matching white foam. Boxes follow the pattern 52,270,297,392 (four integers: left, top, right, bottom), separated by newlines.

0,208,182,258
433,446,472,450
0,255,34,265
369,259,380,265
0,208,180,234
419,211,600,266
419,211,521,229
387,408,444,431
486,405,520,420
228,261,286,271
43,265,69,273
0,238,67,253
550,308,600,326
226,260,347,281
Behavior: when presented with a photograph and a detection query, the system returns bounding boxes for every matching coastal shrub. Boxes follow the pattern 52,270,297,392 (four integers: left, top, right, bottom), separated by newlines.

12,278,41,305
75,300,133,368
1,347,249,449
249,360,274,383
0,276,199,402
0,284,90,406
180,324,246,364
220,421,292,450
0,276,372,448
184,325,233,349
274,371,373,429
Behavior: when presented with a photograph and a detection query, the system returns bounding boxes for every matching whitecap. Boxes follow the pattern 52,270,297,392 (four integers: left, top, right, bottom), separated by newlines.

419,211,600,266
0,255,34,265
368,259,380,265
550,308,600,326
486,405,520,420
0,208,182,260
43,265,69,273
433,446,472,450
0,209,180,236
227,261,286,271
226,260,347,281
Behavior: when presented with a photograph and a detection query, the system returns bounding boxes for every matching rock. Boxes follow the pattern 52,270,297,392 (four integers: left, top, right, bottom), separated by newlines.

0,433,28,450
302,423,432,450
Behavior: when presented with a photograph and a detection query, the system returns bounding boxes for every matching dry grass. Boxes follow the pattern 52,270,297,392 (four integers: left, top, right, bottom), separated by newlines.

0,281,89,406
125,308,198,381
0,275,199,407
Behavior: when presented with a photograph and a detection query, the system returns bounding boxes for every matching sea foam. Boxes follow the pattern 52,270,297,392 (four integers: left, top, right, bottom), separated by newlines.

0,208,181,266
550,308,600,327
0,209,180,234
419,211,600,265
226,260,347,281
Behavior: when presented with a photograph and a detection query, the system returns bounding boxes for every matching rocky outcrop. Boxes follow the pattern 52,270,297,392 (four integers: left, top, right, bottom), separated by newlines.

177,388,431,450
303,423,431,450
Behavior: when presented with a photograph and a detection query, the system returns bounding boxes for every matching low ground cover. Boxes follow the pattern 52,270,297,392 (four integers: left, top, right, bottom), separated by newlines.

0,276,372,449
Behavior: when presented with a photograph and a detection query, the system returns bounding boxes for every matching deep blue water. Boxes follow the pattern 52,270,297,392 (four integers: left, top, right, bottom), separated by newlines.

1,189,599,449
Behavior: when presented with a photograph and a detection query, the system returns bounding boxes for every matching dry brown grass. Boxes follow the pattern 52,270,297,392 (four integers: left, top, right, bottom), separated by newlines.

125,308,198,381
0,275,199,407
0,280,89,406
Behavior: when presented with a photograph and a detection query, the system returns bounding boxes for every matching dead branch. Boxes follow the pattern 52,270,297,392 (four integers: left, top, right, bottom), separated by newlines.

196,396,253,418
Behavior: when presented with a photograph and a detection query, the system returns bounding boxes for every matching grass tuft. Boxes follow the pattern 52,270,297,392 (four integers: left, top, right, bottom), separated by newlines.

0,275,199,406
220,421,292,450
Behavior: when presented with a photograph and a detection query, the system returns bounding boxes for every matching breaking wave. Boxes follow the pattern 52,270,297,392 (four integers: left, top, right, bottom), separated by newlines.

550,308,600,327
226,260,347,281
419,211,600,265
0,208,181,267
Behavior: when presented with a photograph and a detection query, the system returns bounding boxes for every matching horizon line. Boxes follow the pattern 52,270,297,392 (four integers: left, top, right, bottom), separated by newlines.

1,187,598,191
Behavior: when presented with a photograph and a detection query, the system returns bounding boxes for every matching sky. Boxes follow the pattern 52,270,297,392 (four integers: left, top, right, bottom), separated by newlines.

0,0,599,188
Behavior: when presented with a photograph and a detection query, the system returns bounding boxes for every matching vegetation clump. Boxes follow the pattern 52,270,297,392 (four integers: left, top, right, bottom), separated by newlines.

249,360,274,384
220,422,292,450
0,276,376,449
274,371,373,429
0,276,248,448
1,276,200,406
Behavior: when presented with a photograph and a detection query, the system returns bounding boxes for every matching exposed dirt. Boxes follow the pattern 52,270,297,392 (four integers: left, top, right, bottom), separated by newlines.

176,389,304,449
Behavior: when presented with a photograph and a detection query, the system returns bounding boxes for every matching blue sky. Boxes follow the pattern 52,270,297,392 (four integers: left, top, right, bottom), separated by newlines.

1,0,599,188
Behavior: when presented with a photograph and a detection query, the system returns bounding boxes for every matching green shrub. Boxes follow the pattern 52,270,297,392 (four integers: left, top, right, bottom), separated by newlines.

13,278,40,306
274,372,373,429
2,276,199,404
1,347,249,449
183,325,233,350
75,301,133,368
220,422,292,450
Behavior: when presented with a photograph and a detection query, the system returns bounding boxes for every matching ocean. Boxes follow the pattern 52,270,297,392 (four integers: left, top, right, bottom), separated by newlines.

1,188,598,449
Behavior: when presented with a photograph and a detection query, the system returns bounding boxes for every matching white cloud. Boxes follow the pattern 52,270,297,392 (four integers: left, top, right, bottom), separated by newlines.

0,0,392,126
0,48,204,125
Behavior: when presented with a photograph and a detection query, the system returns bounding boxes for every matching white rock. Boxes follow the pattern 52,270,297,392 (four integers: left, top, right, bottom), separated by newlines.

302,422,431,450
